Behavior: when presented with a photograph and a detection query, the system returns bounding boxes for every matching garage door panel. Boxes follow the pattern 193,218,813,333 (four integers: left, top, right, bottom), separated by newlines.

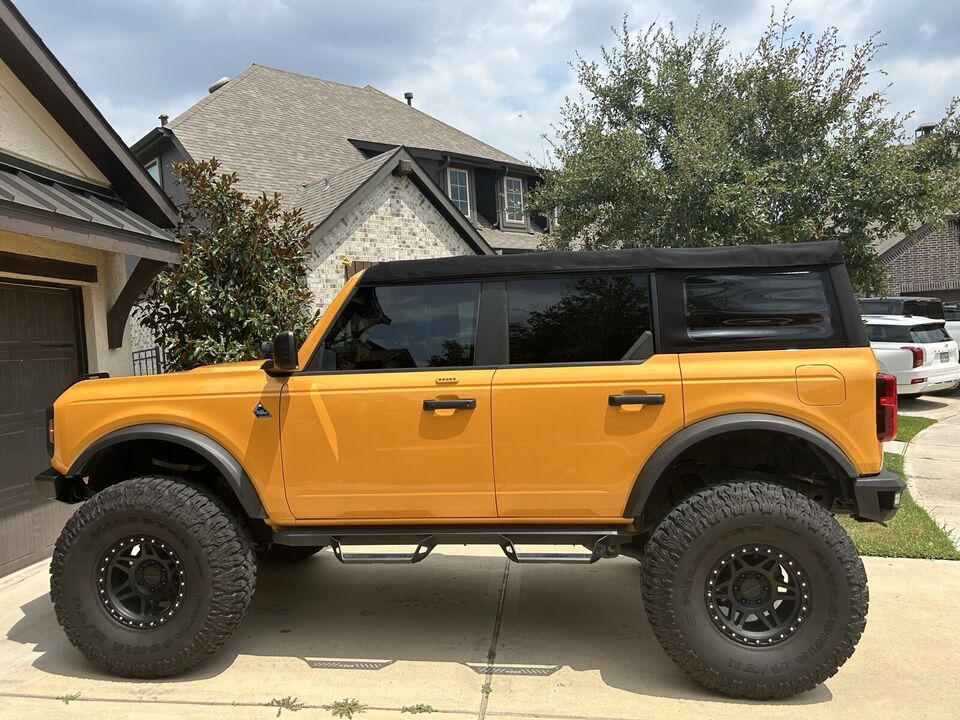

0,280,84,577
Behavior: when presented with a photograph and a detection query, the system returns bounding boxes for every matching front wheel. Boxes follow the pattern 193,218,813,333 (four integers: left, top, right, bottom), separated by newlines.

641,481,867,700
51,476,257,678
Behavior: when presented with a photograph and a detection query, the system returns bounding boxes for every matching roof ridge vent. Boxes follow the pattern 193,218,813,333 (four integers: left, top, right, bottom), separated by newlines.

208,76,230,94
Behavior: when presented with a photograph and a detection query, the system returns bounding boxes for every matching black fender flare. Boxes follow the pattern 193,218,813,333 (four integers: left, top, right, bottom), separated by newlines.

623,413,858,518
66,423,267,519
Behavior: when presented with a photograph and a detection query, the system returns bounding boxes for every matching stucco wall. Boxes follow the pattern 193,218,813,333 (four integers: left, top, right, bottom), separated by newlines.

883,219,960,301
306,173,475,312
0,58,108,186
0,229,134,376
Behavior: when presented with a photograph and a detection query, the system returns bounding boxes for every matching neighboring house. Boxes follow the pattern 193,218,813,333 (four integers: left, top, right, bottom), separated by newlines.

131,65,546,341
877,216,960,302
0,0,179,577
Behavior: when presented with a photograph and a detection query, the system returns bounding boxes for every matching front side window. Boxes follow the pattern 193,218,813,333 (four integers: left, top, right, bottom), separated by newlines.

319,282,479,370
684,271,835,343
504,176,524,223
507,274,651,364
447,168,470,216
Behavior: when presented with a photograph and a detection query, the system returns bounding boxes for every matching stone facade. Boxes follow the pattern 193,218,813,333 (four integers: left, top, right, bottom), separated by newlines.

306,172,475,312
883,219,960,301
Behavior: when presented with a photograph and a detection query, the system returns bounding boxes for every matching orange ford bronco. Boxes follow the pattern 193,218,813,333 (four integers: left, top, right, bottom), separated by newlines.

36,240,902,699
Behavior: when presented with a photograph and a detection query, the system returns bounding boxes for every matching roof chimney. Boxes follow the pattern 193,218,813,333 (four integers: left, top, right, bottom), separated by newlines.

159,114,169,127
208,76,230,94
404,91,413,106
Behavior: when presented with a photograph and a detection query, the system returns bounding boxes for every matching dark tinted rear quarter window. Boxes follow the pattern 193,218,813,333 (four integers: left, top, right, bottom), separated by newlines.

507,274,651,364
684,271,834,343
910,324,950,343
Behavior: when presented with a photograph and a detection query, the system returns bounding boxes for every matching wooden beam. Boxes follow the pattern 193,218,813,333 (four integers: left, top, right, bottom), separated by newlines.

0,249,97,282
107,258,166,348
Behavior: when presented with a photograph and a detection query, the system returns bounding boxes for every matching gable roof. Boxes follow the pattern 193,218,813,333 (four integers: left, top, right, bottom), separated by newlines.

165,64,526,203
297,146,493,256
0,0,178,228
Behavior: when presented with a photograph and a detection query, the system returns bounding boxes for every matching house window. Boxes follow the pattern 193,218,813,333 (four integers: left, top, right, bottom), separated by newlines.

447,168,470,216
144,158,160,185
504,176,524,223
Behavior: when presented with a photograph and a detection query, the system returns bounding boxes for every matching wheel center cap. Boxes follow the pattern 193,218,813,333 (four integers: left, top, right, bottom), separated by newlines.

137,561,166,591
738,576,765,602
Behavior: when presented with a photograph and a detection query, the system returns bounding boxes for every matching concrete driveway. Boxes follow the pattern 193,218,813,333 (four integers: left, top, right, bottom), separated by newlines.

2,547,959,720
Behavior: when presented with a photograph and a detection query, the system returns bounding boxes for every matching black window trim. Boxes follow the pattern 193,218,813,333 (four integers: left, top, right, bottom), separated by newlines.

300,271,658,375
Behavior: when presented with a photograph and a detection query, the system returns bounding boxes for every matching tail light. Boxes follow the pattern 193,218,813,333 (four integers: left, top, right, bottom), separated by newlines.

876,372,898,442
901,345,924,368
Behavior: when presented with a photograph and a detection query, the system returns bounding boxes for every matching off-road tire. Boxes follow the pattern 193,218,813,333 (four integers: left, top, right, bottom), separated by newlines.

641,481,867,700
51,475,257,678
257,544,323,563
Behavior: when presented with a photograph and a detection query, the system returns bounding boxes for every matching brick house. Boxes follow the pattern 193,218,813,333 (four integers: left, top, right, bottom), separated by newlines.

877,217,960,301
131,65,547,348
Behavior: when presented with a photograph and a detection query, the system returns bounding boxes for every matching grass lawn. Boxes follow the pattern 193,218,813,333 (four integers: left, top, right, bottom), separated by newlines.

837,453,960,560
896,414,937,442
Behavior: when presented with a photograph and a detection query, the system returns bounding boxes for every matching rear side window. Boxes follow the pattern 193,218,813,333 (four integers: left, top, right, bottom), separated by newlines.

684,272,834,343
945,306,960,321
506,274,651,364
318,282,479,370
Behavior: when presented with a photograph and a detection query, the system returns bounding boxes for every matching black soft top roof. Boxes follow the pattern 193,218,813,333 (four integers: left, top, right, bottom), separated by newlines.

359,240,844,285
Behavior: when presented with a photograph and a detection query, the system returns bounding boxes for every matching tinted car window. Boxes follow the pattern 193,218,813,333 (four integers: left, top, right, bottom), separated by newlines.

859,299,896,315
911,324,951,343
684,272,834,343
903,300,943,319
319,283,479,370
945,306,960,321
507,274,651,364
865,324,911,343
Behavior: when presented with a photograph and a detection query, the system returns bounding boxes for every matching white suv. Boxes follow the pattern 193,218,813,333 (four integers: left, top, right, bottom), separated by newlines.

864,315,960,396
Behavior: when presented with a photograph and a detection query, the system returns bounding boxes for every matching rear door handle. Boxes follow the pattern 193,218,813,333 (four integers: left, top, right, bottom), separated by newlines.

423,398,476,411
608,393,665,406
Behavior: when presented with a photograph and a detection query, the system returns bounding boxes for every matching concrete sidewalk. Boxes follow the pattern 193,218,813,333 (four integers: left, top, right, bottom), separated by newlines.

899,395,960,546
2,549,958,720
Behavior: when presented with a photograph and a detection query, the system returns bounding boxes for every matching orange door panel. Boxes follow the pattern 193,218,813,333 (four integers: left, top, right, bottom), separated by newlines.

281,369,496,520
491,355,684,518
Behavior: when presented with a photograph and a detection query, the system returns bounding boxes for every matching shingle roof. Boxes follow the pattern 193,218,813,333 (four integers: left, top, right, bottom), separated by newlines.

168,64,524,204
296,151,396,228
477,226,545,252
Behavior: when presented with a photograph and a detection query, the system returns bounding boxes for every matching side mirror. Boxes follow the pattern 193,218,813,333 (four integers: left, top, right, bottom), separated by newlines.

266,331,298,374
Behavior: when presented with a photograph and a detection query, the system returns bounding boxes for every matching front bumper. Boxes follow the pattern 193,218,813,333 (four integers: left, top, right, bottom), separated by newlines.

35,467,90,504
853,470,905,523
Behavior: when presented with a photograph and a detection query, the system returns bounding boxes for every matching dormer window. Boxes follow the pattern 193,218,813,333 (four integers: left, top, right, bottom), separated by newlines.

447,168,470,217
504,176,524,224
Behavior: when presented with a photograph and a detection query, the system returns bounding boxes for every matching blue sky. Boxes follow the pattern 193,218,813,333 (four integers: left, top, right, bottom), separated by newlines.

15,0,960,164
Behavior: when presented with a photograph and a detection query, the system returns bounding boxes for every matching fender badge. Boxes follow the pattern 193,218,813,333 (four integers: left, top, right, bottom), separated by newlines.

253,403,271,418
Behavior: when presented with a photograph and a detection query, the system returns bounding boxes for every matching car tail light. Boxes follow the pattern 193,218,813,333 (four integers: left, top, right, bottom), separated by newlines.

876,372,898,442
901,345,924,368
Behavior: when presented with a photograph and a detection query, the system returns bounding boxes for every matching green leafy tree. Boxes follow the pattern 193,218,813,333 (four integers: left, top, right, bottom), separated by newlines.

530,10,960,292
139,158,318,371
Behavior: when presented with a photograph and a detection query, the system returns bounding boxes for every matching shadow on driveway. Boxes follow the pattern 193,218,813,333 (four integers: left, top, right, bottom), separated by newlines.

7,551,831,707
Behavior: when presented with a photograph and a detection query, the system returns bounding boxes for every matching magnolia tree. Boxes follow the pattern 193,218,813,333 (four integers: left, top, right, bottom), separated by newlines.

529,12,960,292
139,159,317,371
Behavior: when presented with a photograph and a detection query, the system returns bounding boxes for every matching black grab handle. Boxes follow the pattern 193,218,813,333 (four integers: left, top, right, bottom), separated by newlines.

423,398,477,411
608,393,665,406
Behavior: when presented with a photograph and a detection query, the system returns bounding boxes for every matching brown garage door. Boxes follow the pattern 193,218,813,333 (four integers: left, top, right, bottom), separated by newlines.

0,279,85,577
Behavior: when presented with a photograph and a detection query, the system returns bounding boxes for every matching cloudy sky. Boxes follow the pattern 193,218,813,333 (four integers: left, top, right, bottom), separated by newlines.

14,0,960,165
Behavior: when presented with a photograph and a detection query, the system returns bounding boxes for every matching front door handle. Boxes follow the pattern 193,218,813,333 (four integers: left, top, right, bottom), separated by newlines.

423,398,476,411
608,393,665,406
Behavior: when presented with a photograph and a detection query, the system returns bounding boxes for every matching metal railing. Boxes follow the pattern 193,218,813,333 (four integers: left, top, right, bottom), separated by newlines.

132,346,165,376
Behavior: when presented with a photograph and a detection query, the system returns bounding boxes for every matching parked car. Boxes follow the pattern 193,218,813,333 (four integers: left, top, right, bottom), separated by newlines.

858,295,944,319
944,302,960,344
863,315,960,396
36,240,902,700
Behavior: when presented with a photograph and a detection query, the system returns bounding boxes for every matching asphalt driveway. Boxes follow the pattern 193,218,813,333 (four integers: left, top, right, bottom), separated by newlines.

2,546,958,720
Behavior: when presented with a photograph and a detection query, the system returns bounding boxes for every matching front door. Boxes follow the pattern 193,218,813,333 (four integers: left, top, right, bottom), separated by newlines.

489,273,685,518
281,281,496,520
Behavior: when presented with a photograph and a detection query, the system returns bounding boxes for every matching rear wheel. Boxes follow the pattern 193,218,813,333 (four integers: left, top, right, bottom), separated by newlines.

51,476,256,678
641,481,867,699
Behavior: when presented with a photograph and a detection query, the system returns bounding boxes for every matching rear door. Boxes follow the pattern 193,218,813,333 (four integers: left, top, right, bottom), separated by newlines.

490,273,684,518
